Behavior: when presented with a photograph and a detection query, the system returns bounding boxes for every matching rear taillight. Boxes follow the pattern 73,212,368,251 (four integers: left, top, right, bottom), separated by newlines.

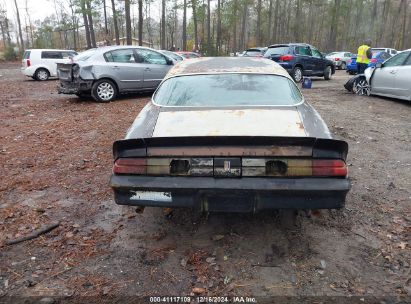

279,55,294,62
335,58,341,61
113,158,146,174
370,59,377,63
27,59,30,67
312,160,347,177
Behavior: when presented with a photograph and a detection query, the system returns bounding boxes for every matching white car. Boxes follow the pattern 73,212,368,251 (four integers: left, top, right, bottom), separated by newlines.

21,49,78,81
325,52,353,70
371,48,398,56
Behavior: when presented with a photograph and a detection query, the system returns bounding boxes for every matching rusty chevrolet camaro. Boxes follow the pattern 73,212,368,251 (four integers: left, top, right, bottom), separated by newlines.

109,57,350,213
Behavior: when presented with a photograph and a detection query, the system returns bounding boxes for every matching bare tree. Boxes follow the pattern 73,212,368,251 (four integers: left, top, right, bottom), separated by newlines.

161,0,166,49
111,0,120,45
207,0,211,54
124,0,132,44
138,0,143,46
13,0,24,51
182,0,187,50
256,0,261,45
85,0,96,47
191,0,198,51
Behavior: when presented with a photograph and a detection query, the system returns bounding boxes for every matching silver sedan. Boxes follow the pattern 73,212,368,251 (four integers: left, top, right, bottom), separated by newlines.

57,46,174,102
365,49,411,102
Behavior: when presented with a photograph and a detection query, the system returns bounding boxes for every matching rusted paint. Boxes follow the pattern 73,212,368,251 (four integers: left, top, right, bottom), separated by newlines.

152,109,307,138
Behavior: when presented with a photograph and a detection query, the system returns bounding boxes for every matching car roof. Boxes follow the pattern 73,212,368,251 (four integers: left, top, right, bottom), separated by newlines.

26,49,76,52
165,57,291,79
268,43,312,48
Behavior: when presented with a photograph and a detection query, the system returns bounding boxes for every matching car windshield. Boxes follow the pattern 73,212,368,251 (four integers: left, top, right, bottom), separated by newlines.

154,74,302,107
264,46,289,57
327,52,338,56
74,49,97,62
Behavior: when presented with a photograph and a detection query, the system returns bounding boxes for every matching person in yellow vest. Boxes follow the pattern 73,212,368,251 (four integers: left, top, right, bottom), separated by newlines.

356,39,372,74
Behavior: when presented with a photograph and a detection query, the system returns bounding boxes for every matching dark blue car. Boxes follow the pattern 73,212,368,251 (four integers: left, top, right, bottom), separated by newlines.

346,51,391,75
264,43,335,82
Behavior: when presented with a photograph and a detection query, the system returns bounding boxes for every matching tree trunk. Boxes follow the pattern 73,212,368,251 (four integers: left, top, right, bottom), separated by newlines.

86,0,96,47
233,0,237,53
400,0,408,50
103,0,109,44
125,0,132,45
240,1,247,49
256,0,262,46
207,0,211,54
13,0,24,51
216,0,221,54
370,0,378,45
0,22,6,49
182,0,187,50
161,0,166,49
138,0,143,46
267,0,273,44
294,0,301,42
192,0,198,51
81,0,91,49
111,0,120,45
327,0,340,51
273,0,279,43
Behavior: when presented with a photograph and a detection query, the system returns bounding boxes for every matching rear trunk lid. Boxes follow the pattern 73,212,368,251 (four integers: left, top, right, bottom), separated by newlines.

152,109,306,138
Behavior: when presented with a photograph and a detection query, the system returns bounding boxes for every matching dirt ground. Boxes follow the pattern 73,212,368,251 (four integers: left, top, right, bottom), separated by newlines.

0,62,410,303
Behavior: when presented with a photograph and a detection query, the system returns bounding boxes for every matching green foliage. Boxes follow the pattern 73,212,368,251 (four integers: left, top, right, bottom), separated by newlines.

4,46,17,61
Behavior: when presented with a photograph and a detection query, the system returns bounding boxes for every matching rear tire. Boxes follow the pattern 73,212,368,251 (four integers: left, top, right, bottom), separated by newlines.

35,68,50,81
91,79,117,103
291,66,303,83
341,62,347,70
324,66,332,80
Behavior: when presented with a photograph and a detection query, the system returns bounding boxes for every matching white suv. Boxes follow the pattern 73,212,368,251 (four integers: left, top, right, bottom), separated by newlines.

21,49,78,81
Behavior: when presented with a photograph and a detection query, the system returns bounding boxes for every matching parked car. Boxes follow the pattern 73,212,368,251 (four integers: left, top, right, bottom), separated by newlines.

371,48,398,56
109,57,350,213
359,49,411,101
325,51,354,70
264,43,335,82
21,49,78,81
242,47,267,57
159,50,184,61
175,51,201,59
57,46,174,102
346,51,391,75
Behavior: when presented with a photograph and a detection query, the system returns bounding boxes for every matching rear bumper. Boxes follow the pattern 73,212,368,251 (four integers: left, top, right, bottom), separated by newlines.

110,175,350,212
58,79,93,95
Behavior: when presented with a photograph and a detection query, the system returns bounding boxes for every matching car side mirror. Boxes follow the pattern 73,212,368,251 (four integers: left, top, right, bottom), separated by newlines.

376,63,382,68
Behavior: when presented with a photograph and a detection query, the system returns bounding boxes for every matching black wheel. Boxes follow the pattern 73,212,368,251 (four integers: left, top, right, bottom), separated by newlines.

291,66,303,83
324,66,332,80
35,68,50,81
353,78,370,96
341,62,347,70
91,79,117,102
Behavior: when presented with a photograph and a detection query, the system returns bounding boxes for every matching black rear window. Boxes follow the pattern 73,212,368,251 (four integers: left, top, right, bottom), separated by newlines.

41,51,63,59
264,46,290,57
23,51,31,59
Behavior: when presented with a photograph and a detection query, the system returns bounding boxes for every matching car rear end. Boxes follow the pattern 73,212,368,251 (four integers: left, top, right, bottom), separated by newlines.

20,50,35,77
346,55,357,74
327,52,344,69
264,45,295,73
57,63,93,95
110,137,350,212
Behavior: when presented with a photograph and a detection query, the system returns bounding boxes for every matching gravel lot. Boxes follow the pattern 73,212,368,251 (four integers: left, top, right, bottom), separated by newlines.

0,63,410,303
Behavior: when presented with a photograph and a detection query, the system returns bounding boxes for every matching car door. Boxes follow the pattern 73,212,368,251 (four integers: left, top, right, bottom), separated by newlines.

310,47,326,74
135,49,172,89
104,48,144,91
392,51,411,100
295,46,314,75
371,51,410,95
41,51,63,76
